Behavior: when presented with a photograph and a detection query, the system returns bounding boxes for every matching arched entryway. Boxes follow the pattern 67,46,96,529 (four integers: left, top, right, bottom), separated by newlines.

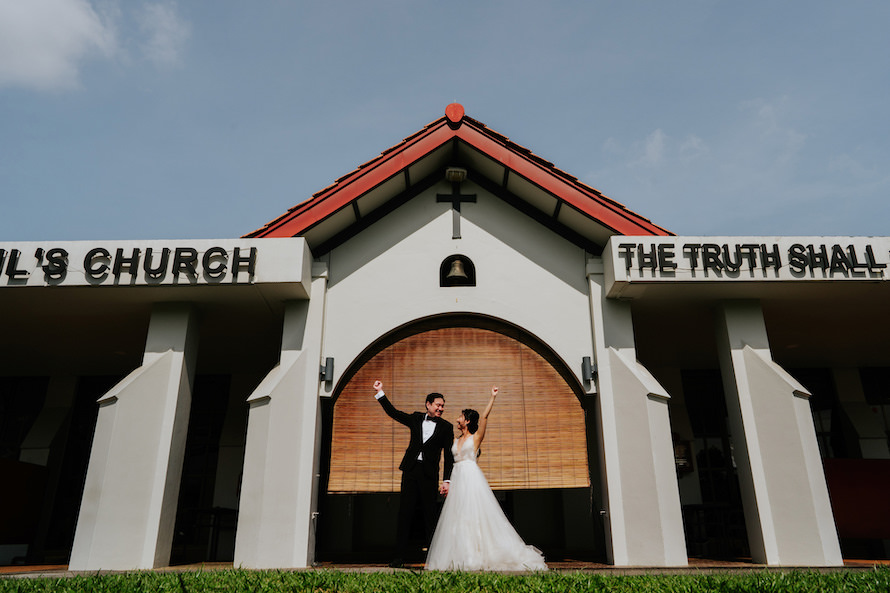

316,315,605,563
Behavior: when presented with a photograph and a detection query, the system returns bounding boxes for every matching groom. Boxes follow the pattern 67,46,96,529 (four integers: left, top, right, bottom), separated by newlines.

373,380,454,567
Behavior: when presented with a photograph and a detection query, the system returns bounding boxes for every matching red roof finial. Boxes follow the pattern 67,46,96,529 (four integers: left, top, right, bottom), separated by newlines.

445,103,465,128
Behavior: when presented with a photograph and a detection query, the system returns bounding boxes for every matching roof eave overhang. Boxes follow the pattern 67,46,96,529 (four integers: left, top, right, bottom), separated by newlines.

246,119,456,239
245,106,671,247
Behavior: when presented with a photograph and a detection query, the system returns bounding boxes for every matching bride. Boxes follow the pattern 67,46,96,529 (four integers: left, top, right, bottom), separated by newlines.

425,386,548,571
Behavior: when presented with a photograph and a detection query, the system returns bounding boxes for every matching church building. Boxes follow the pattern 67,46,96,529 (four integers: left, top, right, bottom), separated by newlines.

1,104,888,570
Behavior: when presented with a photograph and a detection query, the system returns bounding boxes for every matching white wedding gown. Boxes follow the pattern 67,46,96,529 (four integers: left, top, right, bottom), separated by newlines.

425,437,548,571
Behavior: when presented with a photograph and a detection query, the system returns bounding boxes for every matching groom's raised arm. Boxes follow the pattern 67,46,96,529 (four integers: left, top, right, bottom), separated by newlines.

373,380,412,427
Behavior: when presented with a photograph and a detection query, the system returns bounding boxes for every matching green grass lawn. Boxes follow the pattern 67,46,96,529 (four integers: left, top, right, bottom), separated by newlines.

2,568,890,593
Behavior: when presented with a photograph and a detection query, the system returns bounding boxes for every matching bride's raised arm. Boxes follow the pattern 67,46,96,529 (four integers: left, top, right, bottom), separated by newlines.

474,386,498,448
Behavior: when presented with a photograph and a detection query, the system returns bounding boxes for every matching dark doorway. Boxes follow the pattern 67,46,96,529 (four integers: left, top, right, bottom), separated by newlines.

169,375,236,565
0,375,115,566
680,369,750,560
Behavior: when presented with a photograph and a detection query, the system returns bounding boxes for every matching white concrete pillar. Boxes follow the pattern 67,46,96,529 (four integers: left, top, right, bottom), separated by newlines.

234,270,327,569
715,301,842,566
588,260,687,566
69,304,198,570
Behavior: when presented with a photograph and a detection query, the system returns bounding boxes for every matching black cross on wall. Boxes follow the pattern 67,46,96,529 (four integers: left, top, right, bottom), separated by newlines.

436,181,476,239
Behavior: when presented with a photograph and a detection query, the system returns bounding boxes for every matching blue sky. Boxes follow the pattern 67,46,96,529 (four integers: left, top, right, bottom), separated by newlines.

1,1,888,241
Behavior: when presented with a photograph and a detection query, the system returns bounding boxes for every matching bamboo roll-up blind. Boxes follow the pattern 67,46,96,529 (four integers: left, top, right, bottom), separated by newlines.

328,327,590,493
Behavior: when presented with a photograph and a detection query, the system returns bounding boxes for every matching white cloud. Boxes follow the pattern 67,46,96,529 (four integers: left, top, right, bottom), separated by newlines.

637,128,666,167
0,0,189,91
602,137,622,156
679,134,709,162
828,153,869,178
0,0,118,90
741,96,807,168
606,128,709,170
588,95,848,234
138,1,189,67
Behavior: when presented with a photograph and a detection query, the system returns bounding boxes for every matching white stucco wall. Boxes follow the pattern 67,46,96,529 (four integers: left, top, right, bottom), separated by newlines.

319,180,595,394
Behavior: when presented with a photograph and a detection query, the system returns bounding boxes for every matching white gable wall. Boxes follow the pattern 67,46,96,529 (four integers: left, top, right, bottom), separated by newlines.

320,179,594,396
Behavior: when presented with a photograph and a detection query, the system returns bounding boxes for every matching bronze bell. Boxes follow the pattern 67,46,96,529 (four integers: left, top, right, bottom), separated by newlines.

446,259,468,280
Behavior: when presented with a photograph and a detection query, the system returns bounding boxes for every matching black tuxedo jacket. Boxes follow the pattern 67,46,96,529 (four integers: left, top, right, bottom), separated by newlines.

377,395,454,481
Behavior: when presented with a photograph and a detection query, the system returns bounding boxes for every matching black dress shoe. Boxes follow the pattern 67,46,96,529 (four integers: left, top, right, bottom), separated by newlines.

388,559,404,568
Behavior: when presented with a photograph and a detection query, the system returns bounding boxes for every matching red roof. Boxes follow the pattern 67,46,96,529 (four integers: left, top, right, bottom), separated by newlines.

246,104,670,245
